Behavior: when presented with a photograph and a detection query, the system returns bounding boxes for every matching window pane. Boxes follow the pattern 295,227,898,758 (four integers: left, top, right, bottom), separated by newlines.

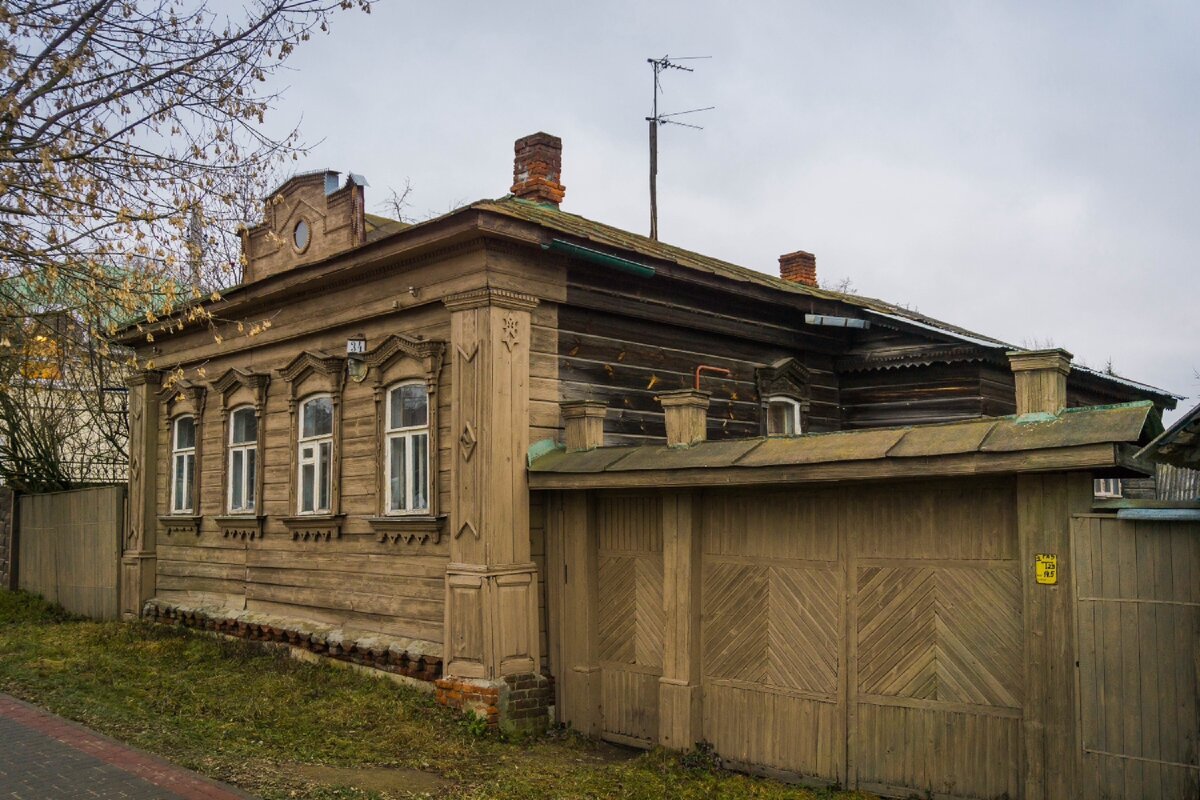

232,408,257,443
412,433,428,511
301,463,314,512
302,397,333,437
246,449,256,510
768,401,796,435
174,454,185,511
184,454,195,511
391,384,427,429
175,416,195,449
389,437,405,511
318,441,331,511
231,450,243,510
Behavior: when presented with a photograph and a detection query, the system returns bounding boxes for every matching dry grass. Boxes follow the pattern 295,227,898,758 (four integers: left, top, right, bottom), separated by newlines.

0,591,874,800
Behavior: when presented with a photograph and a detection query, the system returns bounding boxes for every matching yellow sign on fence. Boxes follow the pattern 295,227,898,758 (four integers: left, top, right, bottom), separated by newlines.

1035,553,1058,585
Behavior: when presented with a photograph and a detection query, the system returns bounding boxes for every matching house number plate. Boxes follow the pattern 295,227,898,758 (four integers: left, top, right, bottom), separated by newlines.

1035,553,1058,585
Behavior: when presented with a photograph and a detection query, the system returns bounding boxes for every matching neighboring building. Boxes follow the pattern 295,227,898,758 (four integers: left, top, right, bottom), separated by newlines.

117,134,1189,798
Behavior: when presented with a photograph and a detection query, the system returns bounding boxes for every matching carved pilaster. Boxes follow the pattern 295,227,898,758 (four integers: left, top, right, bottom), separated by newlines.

122,370,161,619
443,287,541,680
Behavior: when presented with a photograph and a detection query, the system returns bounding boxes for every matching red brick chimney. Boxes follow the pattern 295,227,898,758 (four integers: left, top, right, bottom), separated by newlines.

511,132,565,207
779,251,817,287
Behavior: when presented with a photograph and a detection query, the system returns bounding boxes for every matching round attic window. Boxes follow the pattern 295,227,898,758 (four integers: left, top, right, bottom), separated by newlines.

293,219,311,252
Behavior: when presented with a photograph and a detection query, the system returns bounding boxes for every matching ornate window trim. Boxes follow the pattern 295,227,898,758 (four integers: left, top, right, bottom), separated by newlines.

211,368,269,518
278,352,346,522
755,358,811,435
159,381,206,519
361,335,447,541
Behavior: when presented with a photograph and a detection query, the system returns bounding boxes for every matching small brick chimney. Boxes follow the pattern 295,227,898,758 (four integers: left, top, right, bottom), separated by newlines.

779,251,817,287
511,133,565,207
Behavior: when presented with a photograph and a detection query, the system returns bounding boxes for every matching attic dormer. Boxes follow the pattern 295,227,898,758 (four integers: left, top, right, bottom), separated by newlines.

240,170,367,283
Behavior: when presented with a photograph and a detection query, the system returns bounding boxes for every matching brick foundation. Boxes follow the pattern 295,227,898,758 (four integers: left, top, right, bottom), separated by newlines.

435,672,554,733
143,600,442,682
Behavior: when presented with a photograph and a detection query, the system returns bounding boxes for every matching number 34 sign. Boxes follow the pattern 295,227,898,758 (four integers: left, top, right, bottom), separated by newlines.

1035,554,1058,585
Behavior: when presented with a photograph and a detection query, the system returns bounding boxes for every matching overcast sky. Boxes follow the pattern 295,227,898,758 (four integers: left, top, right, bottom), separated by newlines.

267,1,1198,421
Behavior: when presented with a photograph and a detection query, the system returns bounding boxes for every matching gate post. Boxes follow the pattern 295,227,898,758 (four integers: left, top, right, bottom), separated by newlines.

121,370,161,619
1018,472,1091,799
659,489,703,749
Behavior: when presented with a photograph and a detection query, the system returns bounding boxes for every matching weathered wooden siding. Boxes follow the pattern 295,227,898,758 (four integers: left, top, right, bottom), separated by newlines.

557,304,842,444
839,363,993,430
17,487,124,619
1073,515,1200,799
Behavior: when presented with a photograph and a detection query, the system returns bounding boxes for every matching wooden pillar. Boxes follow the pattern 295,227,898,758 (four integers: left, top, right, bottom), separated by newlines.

557,491,601,734
659,489,702,749
1009,349,1072,415
1017,471,1092,799
121,370,161,619
442,287,541,680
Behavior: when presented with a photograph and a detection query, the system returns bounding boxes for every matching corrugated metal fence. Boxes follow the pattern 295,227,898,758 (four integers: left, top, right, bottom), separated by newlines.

17,486,125,619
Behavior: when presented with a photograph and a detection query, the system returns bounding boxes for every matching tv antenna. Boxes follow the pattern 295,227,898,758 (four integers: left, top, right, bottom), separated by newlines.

647,55,713,241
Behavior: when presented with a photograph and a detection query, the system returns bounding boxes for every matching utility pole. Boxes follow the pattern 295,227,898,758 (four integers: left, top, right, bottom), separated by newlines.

646,55,712,241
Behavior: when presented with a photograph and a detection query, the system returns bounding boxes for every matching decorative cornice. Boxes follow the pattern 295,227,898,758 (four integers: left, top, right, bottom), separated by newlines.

442,287,539,312
211,367,271,397
362,334,445,371
125,370,163,388
755,357,811,402
278,351,346,384
156,379,206,406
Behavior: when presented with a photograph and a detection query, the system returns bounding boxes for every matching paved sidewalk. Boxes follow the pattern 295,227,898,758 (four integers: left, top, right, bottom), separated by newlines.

0,694,255,799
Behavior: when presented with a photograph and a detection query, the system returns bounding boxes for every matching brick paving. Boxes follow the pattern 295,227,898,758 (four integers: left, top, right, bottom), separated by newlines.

0,695,255,799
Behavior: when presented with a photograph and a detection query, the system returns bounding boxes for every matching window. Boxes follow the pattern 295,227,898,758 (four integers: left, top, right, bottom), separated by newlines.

1094,478,1122,498
766,396,803,436
298,395,333,514
385,382,429,514
228,407,257,513
171,415,196,513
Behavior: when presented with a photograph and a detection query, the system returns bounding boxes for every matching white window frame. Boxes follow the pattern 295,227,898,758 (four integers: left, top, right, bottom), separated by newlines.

227,406,257,514
171,415,196,514
765,395,803,436
1094,478,1122,499
297,395,333,515
385,381,430,515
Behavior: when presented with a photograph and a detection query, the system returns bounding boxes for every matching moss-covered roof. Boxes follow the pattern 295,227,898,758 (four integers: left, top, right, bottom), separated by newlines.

529,401,1154,485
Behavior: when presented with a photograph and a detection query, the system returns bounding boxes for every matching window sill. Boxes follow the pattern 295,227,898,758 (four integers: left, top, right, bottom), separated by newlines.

159,515,201,537
367,515,447,545
214,515,264,541
280,514,344,542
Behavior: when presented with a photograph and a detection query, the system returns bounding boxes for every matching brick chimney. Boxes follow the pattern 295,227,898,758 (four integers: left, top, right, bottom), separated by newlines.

511,133,565,207
779,251,817,287
1008,348,1073,415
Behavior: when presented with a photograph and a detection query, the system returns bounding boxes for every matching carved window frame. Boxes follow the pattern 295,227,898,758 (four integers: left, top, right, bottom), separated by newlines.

361,334,446,542
755,358,811,436
210,369,269,539
277,352,346,540
157,381,206,536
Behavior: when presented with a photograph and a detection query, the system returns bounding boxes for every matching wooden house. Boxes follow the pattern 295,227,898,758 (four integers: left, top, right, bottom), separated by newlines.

117,133,1195,799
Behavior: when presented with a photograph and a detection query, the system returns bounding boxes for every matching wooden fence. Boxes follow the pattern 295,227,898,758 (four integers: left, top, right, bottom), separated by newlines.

1073,514,1200,799
17,486,125,619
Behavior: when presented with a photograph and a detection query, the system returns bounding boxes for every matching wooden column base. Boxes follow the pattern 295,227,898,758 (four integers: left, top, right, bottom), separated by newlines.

659,679,703,750
120,552,156,620
444,562,540,680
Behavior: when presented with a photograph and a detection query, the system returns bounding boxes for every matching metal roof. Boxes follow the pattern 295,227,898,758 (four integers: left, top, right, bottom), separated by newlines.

1136,401,1200,468
529,402,1153,485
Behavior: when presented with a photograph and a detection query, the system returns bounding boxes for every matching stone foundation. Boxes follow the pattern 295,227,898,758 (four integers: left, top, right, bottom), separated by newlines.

435,672,554,733
143,599,442,681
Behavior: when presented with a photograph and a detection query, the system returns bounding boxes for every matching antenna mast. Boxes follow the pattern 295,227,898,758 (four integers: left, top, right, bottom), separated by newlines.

647,55,713,241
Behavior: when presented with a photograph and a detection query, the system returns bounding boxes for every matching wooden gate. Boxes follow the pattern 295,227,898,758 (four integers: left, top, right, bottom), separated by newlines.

595,493,664,745
1073,514,1200,798
17,486,125,619
698,479,1023,797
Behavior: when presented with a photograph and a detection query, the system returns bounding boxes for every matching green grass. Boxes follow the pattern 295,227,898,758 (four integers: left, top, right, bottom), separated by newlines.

0,591,874,800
